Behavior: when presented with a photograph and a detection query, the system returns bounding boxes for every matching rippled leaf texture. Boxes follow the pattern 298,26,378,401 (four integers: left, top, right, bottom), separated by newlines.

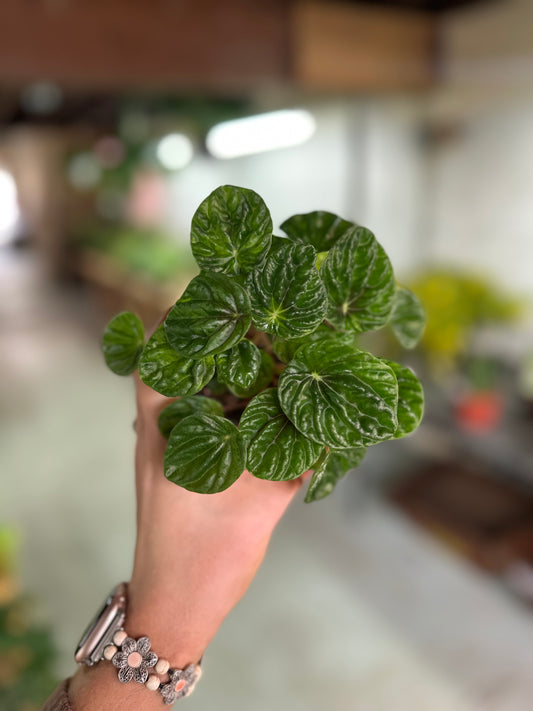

278,340,398,449
158,396,224,439
280,211,354,252
272,325,332,363
165,272,251,359
321,227,396,332
216,339,262,392
239,389,322,481
249,242,327,339
164,414,246,493
272,325,358,364
191,185,273,275
384,360,424,438
138,325,214,397
390,287,425,349
229,349,274,398
102,311,144,375
304,450,331,502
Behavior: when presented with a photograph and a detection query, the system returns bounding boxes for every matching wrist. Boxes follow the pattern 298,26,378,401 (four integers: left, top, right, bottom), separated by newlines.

125,587,208,669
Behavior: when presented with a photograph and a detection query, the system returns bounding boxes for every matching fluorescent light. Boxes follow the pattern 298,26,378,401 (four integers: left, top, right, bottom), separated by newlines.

206,110,316,159
156,133,194,171
0,169,20,245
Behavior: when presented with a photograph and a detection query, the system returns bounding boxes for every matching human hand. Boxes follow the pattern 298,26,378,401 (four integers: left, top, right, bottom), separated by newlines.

127,371,306,667
69,319,307,710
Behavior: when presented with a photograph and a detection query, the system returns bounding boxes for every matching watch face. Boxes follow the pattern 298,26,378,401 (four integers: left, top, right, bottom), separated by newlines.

75,583,127,665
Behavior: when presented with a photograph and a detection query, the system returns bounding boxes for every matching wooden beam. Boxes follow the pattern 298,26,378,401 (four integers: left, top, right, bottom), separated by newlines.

291,0,436,91
0,0,290,92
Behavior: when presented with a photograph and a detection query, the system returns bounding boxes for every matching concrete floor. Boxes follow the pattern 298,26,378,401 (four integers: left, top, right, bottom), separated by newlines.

2,250,533,711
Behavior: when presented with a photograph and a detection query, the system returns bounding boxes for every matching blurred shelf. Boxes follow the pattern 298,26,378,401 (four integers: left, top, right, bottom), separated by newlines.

67,250,190,324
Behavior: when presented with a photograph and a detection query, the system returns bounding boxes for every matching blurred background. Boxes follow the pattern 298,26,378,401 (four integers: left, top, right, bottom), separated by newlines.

1,0,533,709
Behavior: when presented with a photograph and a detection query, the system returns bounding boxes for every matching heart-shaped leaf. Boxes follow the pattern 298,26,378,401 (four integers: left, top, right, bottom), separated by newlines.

158,396,224,439
321,227,396,332
102,311,144,375
390,287,425,349
165,271,252,359
164,413,246,493
278,339,398,449
138,325,214,397
239,389,322,481
280,211,354,252
248,241,327,339
190,185,273,275
384,359,424,438
216,339,262,392
229,349,274,399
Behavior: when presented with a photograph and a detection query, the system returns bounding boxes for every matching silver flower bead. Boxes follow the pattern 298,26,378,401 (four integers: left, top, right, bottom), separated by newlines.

112,636,158,684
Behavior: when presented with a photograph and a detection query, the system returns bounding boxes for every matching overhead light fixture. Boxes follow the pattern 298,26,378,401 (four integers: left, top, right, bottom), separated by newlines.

156,133,194,171
206,109,316,159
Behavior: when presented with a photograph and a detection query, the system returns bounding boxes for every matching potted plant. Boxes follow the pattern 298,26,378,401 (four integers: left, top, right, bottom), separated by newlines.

101,185,425,502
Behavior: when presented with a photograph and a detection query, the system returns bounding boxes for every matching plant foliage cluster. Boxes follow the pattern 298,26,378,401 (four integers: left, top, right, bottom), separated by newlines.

102,185,425,502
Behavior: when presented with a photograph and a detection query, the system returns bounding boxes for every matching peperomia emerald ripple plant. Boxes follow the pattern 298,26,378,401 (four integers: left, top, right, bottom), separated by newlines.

101,185,425,502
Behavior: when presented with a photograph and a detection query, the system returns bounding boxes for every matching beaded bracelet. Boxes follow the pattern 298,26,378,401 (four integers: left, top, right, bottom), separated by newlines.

102,629,202,705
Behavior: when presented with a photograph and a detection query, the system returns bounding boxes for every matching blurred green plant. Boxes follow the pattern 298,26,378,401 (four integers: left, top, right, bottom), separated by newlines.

76,224,197,283
409,269,522,372
0,526,58,710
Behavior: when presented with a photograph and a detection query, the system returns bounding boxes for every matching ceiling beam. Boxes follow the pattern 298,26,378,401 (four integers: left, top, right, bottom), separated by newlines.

292,0,436,90
0,0,290,92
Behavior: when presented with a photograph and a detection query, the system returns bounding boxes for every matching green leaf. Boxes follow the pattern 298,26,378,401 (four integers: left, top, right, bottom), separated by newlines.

164,413,246,493
390,287,425,349
272,324,355,364
158,396,224,439
138,325,214,397
101,311,144,375
384,359,424,438
216,339,262,391
248,241,327,339
280,211,354,252
321,227,396,332
304,446,366,502
190,185,273,275
165,271,252,359
304,450,332,502
328,446,366,478
239,389,322,481
278,339,398,449
229,349,274,398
